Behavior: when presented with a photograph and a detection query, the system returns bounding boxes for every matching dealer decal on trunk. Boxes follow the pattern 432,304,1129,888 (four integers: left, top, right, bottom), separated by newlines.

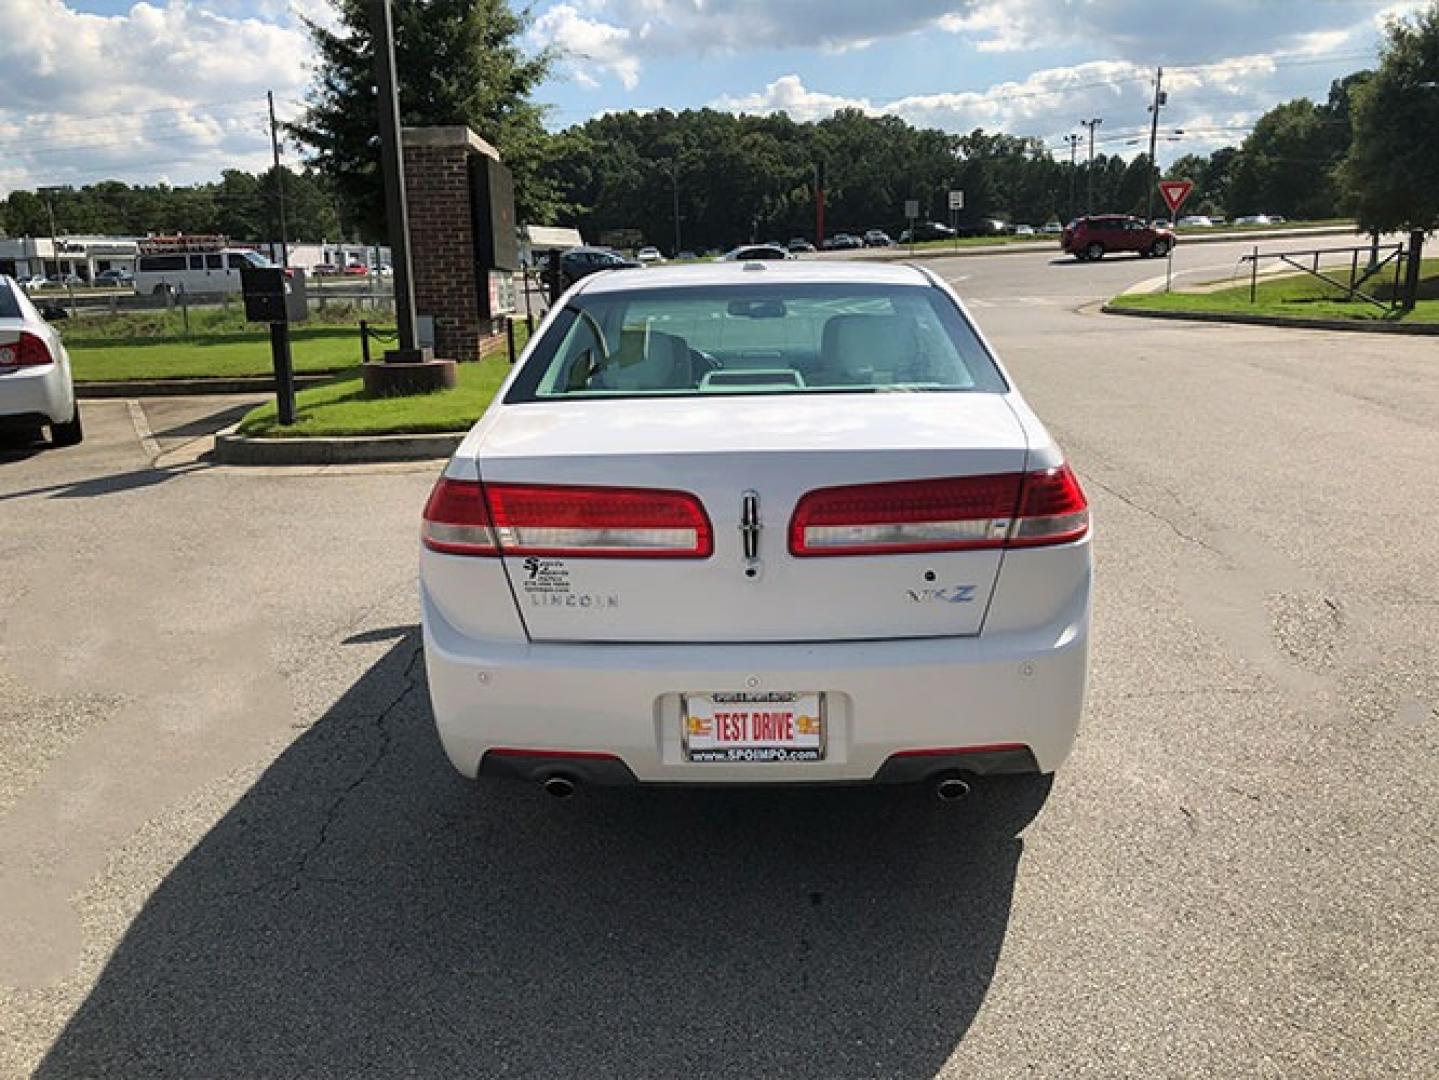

520,558,620,609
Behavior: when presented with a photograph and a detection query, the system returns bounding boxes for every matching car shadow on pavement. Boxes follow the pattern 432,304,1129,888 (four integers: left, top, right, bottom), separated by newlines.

36,631,1049,1080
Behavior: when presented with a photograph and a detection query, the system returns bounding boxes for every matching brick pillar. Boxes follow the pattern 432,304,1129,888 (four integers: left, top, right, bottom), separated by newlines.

401,126,505,362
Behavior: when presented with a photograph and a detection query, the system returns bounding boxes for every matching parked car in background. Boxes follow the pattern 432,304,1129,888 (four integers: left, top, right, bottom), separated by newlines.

863,230,894,248
547,247,642,289
1233,215,1272,226
1014,224,1036,236
17,275,49,290
420,261,1091,793
94,268,133,286
0,275,82,447
312,262,341,275
46,273,84,286
1268,215,1286,224
1061,215,1176,261
636,246,665,265
719,244,791,261
1177,215,1214,228
1040,222,1063,235
343,263,371,276
823,233,864,250
1151,219,1171,229
787,238,815,253
898,221,956,243
676,250,698,261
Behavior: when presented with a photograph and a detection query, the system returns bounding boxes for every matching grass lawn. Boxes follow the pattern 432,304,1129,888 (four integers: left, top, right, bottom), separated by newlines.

235,356,513,437
68,326,374,382
1109,257,1439,325
236,325,527,437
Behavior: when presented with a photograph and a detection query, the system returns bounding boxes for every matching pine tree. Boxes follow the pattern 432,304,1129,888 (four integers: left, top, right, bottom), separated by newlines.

290,0,553,240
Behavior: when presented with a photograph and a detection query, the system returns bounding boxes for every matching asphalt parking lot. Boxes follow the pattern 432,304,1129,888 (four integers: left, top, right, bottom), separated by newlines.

2,239,1435,1078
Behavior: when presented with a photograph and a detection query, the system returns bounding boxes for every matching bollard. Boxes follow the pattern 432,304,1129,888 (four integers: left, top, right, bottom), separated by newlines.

359,320,371,365
1249,246,1258,304
506,317,517,365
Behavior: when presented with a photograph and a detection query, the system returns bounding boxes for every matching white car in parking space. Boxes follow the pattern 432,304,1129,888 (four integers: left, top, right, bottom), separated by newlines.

420,262,1090,797
0,275,82,447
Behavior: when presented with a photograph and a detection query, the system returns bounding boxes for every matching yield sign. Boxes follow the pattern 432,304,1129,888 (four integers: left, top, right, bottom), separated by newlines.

1158,179,1194,215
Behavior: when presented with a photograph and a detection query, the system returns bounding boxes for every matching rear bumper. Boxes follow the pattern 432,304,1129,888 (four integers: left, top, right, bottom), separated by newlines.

0,363,73,426
421,581,1089,784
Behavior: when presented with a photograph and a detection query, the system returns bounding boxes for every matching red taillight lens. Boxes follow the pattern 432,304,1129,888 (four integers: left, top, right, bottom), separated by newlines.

485,482,712,558
422,478,712,558
0,332,53,367
789,465,1089,556
1008,464,1089,547
790,474,1023,556
421,478,498,555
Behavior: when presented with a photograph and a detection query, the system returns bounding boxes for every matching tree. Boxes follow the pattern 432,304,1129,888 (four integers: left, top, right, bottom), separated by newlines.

291,0,552,240
1339,1,1439,307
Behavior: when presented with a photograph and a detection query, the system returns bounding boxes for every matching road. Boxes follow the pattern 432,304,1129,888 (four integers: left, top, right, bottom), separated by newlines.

1,238,1435,1078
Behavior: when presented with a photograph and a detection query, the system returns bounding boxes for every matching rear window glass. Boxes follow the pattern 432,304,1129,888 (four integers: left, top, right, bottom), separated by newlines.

507,283,1007,400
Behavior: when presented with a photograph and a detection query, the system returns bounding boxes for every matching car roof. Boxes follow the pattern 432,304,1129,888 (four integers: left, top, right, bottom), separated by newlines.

575,260,935,295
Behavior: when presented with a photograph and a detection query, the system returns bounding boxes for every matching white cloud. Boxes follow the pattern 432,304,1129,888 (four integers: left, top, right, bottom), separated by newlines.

0,0,310,194
532,3,641,90
708,49,1351,165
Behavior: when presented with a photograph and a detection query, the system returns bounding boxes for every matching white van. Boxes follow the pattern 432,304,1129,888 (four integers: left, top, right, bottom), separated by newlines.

134,248,276,296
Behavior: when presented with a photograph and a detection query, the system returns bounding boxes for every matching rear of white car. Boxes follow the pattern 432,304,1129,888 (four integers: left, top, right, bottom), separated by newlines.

420,263,1090,792
0,276,81,446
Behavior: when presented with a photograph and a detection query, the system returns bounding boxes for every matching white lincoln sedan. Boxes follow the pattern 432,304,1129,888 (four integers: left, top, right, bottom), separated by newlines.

420,262,1090,798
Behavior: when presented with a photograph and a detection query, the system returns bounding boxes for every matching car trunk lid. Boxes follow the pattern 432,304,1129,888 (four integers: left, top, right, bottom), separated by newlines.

471,394,1030,643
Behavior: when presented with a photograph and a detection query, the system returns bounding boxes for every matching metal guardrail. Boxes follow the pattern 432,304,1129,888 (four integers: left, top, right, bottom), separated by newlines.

1238,242,1406,311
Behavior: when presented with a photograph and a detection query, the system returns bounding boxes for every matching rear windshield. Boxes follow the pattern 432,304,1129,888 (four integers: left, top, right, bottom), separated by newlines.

506,282,1007,400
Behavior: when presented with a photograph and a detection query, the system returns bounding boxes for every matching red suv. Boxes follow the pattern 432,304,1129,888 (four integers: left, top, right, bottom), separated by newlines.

1062,215,1176,261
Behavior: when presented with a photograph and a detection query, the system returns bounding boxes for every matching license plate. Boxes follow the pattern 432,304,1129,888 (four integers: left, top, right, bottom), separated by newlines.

682,691,824,763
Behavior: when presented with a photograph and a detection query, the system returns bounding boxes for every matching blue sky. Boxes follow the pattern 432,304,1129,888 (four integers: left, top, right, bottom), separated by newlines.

0,0,1425,195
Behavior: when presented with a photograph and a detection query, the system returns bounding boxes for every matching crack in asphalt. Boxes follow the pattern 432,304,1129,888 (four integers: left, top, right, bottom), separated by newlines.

273,643,424,901
1086,476,1220,554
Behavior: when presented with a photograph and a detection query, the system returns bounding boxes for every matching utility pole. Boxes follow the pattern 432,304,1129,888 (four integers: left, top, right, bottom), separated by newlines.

670,160,681,257
38,187,76,314
814,160,826,247
1065,133,1082,219
1081,118,1103,214
267,90,290,269
1143,67,1166,223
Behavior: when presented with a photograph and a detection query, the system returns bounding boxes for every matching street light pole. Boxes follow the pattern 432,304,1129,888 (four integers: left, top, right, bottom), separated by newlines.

38,188,75,314
1081,118,1103,214
368,0,423,360
1065,133,1082,219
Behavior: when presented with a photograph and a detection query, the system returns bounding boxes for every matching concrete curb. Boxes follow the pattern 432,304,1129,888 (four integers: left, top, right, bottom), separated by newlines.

1100,304,1439,335
863,225,1360,263
76,373,341,398
212,423,462,465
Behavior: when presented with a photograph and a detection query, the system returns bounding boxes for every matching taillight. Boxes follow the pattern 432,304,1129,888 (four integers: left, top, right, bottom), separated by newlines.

1007,464,1090,547
421,478,498,555
0,332,53,367
789,465,1088,556
422,478,712,558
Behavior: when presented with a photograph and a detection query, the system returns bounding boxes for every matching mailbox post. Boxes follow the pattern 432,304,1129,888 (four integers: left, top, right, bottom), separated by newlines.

240,266,307,426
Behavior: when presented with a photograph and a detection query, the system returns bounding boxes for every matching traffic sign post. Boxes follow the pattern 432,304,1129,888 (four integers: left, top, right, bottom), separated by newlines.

1157,179,1194,292
948,190,963,250
905,199,920,253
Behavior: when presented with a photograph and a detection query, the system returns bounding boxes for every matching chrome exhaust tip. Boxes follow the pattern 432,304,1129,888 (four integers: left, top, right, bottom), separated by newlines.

935,777,971,802
542,775,577,799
